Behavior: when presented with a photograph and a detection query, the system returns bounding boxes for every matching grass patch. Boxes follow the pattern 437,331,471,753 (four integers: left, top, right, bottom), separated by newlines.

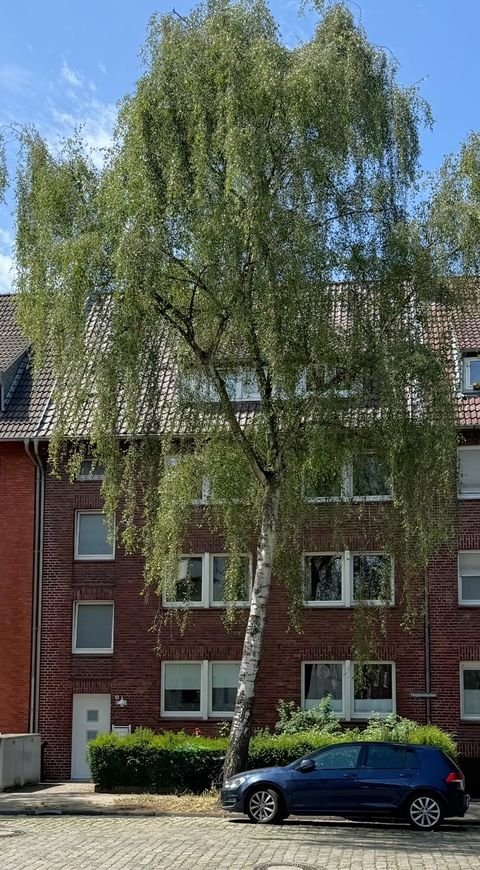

113,787,222,815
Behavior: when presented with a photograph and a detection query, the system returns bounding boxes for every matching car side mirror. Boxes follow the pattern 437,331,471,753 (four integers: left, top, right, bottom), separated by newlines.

298,758,315,773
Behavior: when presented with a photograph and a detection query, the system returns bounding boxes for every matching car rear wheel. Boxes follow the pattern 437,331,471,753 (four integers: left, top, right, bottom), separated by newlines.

246,786,283,824
407,794,444,831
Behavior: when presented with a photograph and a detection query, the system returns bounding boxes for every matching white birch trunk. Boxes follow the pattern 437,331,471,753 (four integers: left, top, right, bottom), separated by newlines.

223,483,280,781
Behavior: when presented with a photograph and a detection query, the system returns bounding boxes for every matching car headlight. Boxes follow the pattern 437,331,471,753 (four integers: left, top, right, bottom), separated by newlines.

224,776,247,790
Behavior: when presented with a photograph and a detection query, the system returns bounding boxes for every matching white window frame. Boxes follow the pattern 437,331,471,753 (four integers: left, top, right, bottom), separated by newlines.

350,551,395,607
72,601,114,655
209,554,252,608
76,458,105,481
301,660,395,720
208,661,241,719
163,553,252,609
303,551,394,607
303,553,346,607
74,511,115,561
458,446,480,499
462,355,480,393
301,661,347,718
458,551,480,606
460,662,480,721
305,456,392,504
165,455,210,506
161,660,241,720
163,555,209,609
350,660,396,720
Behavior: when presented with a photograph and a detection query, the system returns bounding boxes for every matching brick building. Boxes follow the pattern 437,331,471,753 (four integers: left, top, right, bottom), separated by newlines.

0,295,480,781
0,296,47,735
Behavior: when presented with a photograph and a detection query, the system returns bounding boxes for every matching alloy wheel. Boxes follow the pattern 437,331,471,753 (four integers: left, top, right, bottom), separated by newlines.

409,795,442,830
248,789,279,823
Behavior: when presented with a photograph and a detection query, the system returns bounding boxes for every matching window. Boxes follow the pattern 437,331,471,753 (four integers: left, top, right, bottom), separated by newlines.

352,455,391,499
304,468,343,500
312,744,361,770
210,556,250,605
162,660,240,719
163,553,251,608
353,663,394,717
303,551,393,607
458,448,480,498
352,555,392,603
209,662,240,715
461,663,480,720
179,371,261,402
73,602,114,654
165,455,209,504
304,555,343,605
167,557,204,605
462,354,480,393
365,744,406,769
75,512,115,560
303,662,344,714
163,662,202,715
459,552,480,605
305,455,391,502
301,661,395,720
76,458,105,480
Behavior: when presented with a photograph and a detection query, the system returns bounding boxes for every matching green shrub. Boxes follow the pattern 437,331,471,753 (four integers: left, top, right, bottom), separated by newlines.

89,730,227,792
88,720,457,792
275,696,341,735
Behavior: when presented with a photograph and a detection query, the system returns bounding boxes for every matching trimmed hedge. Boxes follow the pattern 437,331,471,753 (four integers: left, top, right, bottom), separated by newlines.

89,723,457,793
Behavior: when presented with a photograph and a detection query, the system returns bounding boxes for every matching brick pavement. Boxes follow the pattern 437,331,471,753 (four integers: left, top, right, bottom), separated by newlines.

0,815,480,870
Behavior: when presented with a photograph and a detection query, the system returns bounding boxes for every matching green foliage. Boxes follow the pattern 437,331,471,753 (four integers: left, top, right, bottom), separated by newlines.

88,729,228,792
88,719,457,790
275,696,342,735
13,0,460,645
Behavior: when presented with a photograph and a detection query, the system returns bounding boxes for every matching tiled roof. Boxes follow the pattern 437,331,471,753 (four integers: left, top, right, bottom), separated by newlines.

0,292,480,439
0,295,28,372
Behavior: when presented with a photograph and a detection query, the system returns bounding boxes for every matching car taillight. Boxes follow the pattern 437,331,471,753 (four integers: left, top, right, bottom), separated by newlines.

445,771,465,789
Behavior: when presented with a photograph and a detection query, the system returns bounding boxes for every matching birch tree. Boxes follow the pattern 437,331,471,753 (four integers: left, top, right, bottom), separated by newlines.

14,0,459,778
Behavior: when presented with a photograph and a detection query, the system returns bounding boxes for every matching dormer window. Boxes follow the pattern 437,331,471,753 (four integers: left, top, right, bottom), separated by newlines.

462,354,480,393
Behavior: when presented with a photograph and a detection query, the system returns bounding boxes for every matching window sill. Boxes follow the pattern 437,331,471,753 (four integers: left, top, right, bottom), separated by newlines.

459,601,480,607
458,493,480,500
304,601,346,608
72,650,114,655
461,716,480,722
74,555,115,562
161,712,204,719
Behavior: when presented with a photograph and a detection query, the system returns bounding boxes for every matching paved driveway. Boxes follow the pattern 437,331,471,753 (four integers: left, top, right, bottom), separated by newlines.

1,815,480,869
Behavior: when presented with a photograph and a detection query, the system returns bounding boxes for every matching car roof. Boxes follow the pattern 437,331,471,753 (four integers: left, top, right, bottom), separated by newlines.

321,741,439,752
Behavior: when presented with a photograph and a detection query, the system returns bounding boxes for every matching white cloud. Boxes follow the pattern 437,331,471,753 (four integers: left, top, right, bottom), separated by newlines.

60,61,83,88
0,252,14,294
47,96,117,167
98,62,107,76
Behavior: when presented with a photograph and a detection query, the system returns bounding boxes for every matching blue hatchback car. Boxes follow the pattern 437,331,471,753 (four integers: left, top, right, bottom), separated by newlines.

221,741,469,830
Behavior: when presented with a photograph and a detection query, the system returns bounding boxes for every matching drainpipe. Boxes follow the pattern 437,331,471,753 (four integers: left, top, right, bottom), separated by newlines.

424,566,431,725
24,438,45,734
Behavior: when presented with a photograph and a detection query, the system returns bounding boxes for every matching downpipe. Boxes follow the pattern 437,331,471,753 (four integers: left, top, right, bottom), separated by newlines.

24,438,45,734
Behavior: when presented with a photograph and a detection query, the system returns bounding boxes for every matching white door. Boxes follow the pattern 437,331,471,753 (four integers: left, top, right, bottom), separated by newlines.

71,694,111,780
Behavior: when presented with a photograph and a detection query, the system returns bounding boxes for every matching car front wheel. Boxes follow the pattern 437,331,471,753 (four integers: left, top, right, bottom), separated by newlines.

246,786,283,824
407,794,444,831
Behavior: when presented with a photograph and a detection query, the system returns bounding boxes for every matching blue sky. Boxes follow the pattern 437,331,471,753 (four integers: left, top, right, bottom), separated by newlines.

1,0,479,291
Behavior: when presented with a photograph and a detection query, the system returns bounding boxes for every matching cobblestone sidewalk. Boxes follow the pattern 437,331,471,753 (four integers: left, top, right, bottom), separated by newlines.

0,814,479,869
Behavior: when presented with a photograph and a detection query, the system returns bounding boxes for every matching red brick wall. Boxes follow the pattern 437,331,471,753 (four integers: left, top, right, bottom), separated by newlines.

0,443,35,734
40,462,433,779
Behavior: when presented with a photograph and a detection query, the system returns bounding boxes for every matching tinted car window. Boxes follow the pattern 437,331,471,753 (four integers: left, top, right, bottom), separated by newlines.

405,748,420,769
313,745,361,770
365,745,405,769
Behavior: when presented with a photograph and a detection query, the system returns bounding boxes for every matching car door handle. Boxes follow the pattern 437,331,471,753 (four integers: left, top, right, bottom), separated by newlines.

342,773,357,779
